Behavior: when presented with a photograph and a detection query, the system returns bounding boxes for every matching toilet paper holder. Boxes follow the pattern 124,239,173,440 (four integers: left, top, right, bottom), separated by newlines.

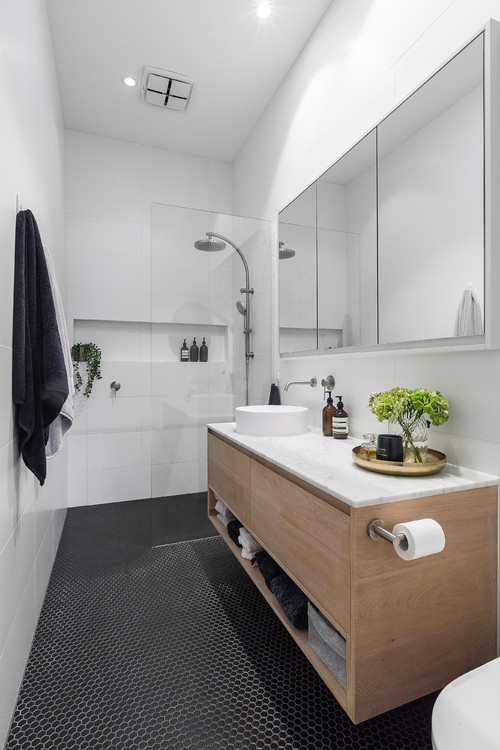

367,518,408,549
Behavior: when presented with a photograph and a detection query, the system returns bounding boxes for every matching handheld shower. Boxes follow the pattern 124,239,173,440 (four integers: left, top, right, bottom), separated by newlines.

194,231,254,405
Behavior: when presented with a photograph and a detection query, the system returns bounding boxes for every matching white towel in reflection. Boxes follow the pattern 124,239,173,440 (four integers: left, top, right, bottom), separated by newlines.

238,527,263,560
454,287,483,336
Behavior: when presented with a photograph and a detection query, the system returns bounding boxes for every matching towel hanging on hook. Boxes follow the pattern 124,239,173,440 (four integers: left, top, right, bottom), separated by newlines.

454,286,483,336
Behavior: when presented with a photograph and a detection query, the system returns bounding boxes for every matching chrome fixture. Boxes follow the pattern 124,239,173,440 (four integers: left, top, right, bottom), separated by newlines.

110,381,121,392
367,519,408,549
279,241,295,260
283,378,317,392
194,231,254,405
320,375,335,392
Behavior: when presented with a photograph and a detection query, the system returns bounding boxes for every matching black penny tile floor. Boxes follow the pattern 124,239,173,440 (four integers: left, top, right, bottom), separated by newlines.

5,498,436,749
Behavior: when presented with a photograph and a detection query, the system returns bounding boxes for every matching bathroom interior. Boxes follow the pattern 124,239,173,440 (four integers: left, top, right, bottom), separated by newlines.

2,0,500,748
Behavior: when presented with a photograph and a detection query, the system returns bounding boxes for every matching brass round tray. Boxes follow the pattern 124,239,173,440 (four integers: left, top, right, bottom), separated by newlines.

352,445,447,477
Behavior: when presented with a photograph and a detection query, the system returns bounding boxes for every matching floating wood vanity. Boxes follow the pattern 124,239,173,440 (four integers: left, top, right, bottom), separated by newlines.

207,424,498,724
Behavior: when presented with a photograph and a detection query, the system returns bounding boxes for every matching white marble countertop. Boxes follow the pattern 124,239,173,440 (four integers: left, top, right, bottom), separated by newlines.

208,422,499,508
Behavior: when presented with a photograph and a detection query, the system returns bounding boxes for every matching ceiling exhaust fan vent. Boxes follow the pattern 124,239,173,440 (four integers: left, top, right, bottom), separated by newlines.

141,66,194,112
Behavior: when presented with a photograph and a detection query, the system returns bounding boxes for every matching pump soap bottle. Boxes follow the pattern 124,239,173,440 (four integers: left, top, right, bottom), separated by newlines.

322,391,334,437
333,395,348,439
200,337,208,362
189,337,199,362
180,339,189,362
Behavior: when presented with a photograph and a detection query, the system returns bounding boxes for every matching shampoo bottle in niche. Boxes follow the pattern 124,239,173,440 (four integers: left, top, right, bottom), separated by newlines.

200,337,208,362
333,395,348,439
189,337,199,362
180,339,189,362
322,391,334,437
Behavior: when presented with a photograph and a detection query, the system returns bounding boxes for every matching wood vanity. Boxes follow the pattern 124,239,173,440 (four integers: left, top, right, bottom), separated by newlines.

207,425,498,724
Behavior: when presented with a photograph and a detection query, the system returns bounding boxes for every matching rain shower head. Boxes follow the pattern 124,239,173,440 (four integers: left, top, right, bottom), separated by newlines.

194,234,226,252
236,301,246,316
279,242,295,260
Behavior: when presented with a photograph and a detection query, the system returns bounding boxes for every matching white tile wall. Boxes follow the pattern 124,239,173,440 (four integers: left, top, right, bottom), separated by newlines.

65,137,276,506
0,0,67,744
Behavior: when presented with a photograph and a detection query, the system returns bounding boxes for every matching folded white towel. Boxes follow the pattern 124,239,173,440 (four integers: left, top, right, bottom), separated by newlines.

238,527,263,559
215,498,235,525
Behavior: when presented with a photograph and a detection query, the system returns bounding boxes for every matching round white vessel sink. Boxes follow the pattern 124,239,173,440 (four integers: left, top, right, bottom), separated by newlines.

235,405,308,436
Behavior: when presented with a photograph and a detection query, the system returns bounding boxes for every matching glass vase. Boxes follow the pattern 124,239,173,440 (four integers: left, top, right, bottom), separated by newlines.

388,415,428,463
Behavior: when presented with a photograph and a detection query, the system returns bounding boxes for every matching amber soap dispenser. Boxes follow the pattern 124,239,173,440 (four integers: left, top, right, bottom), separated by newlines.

322,391,334,436
333,395,348,439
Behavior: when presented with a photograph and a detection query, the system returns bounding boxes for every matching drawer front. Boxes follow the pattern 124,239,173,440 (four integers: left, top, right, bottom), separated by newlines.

208,434,251,526
251,460,350,632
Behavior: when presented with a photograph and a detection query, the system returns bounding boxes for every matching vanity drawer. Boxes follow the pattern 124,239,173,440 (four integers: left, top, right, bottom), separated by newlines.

208,434,251,526
251,460,351,632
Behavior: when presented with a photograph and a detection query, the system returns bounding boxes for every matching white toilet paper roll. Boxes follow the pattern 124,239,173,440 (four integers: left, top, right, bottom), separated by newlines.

392,518,445,561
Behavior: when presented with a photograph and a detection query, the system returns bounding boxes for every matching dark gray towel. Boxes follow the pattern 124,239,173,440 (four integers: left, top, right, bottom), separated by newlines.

12,210,69,485
269,574,309,629
227,519,243,547
255,550,283,591
268,383,281,405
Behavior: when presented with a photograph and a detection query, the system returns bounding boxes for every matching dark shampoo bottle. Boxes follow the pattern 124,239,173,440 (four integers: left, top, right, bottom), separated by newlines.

322,391,334,436
189,338,199,362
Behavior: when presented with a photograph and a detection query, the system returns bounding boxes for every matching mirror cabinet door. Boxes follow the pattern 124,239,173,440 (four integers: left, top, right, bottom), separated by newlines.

377,33,484,344
278,30,485,356
317,129,377,349
279,182,317,354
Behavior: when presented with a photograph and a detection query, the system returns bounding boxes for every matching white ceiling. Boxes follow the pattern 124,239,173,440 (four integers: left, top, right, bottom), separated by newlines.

45,0,333,162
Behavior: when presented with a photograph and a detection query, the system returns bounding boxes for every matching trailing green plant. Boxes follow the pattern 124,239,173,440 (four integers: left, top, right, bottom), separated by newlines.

368,387,449,462
71,342,102,398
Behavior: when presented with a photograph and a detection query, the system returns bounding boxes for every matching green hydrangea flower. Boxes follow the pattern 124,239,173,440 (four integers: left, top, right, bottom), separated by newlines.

368,387,449,427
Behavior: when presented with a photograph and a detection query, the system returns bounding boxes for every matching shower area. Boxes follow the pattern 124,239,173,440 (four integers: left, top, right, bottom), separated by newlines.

67,199,271,528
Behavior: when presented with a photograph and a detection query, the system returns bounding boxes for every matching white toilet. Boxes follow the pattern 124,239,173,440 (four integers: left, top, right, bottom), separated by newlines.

431,657,500,749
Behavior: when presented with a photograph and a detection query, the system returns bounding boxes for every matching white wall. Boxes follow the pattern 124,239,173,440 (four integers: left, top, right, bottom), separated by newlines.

0,0,66,745
66,132,272,505
234,0,500,474
234,0,500,645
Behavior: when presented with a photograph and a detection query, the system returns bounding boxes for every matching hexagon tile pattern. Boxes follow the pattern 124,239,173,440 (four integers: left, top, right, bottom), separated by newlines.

6,502,436,749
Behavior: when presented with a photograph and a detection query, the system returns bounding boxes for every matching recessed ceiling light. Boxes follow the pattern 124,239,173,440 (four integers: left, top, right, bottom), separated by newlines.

123,76,137,87
256,2,271,19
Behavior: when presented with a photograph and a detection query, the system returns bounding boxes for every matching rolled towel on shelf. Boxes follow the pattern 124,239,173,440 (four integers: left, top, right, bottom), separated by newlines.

256,551,284,591
238,527,263,560
227,519,243,547
269,574,309,629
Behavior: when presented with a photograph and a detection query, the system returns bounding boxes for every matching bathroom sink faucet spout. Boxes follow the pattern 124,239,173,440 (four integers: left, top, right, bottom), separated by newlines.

284,378,317,392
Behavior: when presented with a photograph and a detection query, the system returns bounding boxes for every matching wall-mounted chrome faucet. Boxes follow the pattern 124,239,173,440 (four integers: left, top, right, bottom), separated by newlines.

283,378,317,392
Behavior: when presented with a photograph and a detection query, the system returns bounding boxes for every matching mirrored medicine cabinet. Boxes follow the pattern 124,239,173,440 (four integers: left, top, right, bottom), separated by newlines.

278,20,500,357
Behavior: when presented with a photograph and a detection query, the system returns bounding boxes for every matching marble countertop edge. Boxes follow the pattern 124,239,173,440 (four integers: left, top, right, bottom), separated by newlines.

207,422,499,508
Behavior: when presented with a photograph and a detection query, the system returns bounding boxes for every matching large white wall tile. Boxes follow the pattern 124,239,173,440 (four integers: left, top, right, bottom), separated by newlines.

0,570,36,749
87,466,150,504
0,503,35,655
67,176,142,223
67,132,141,185
67,214,142,258
88,431,144,471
